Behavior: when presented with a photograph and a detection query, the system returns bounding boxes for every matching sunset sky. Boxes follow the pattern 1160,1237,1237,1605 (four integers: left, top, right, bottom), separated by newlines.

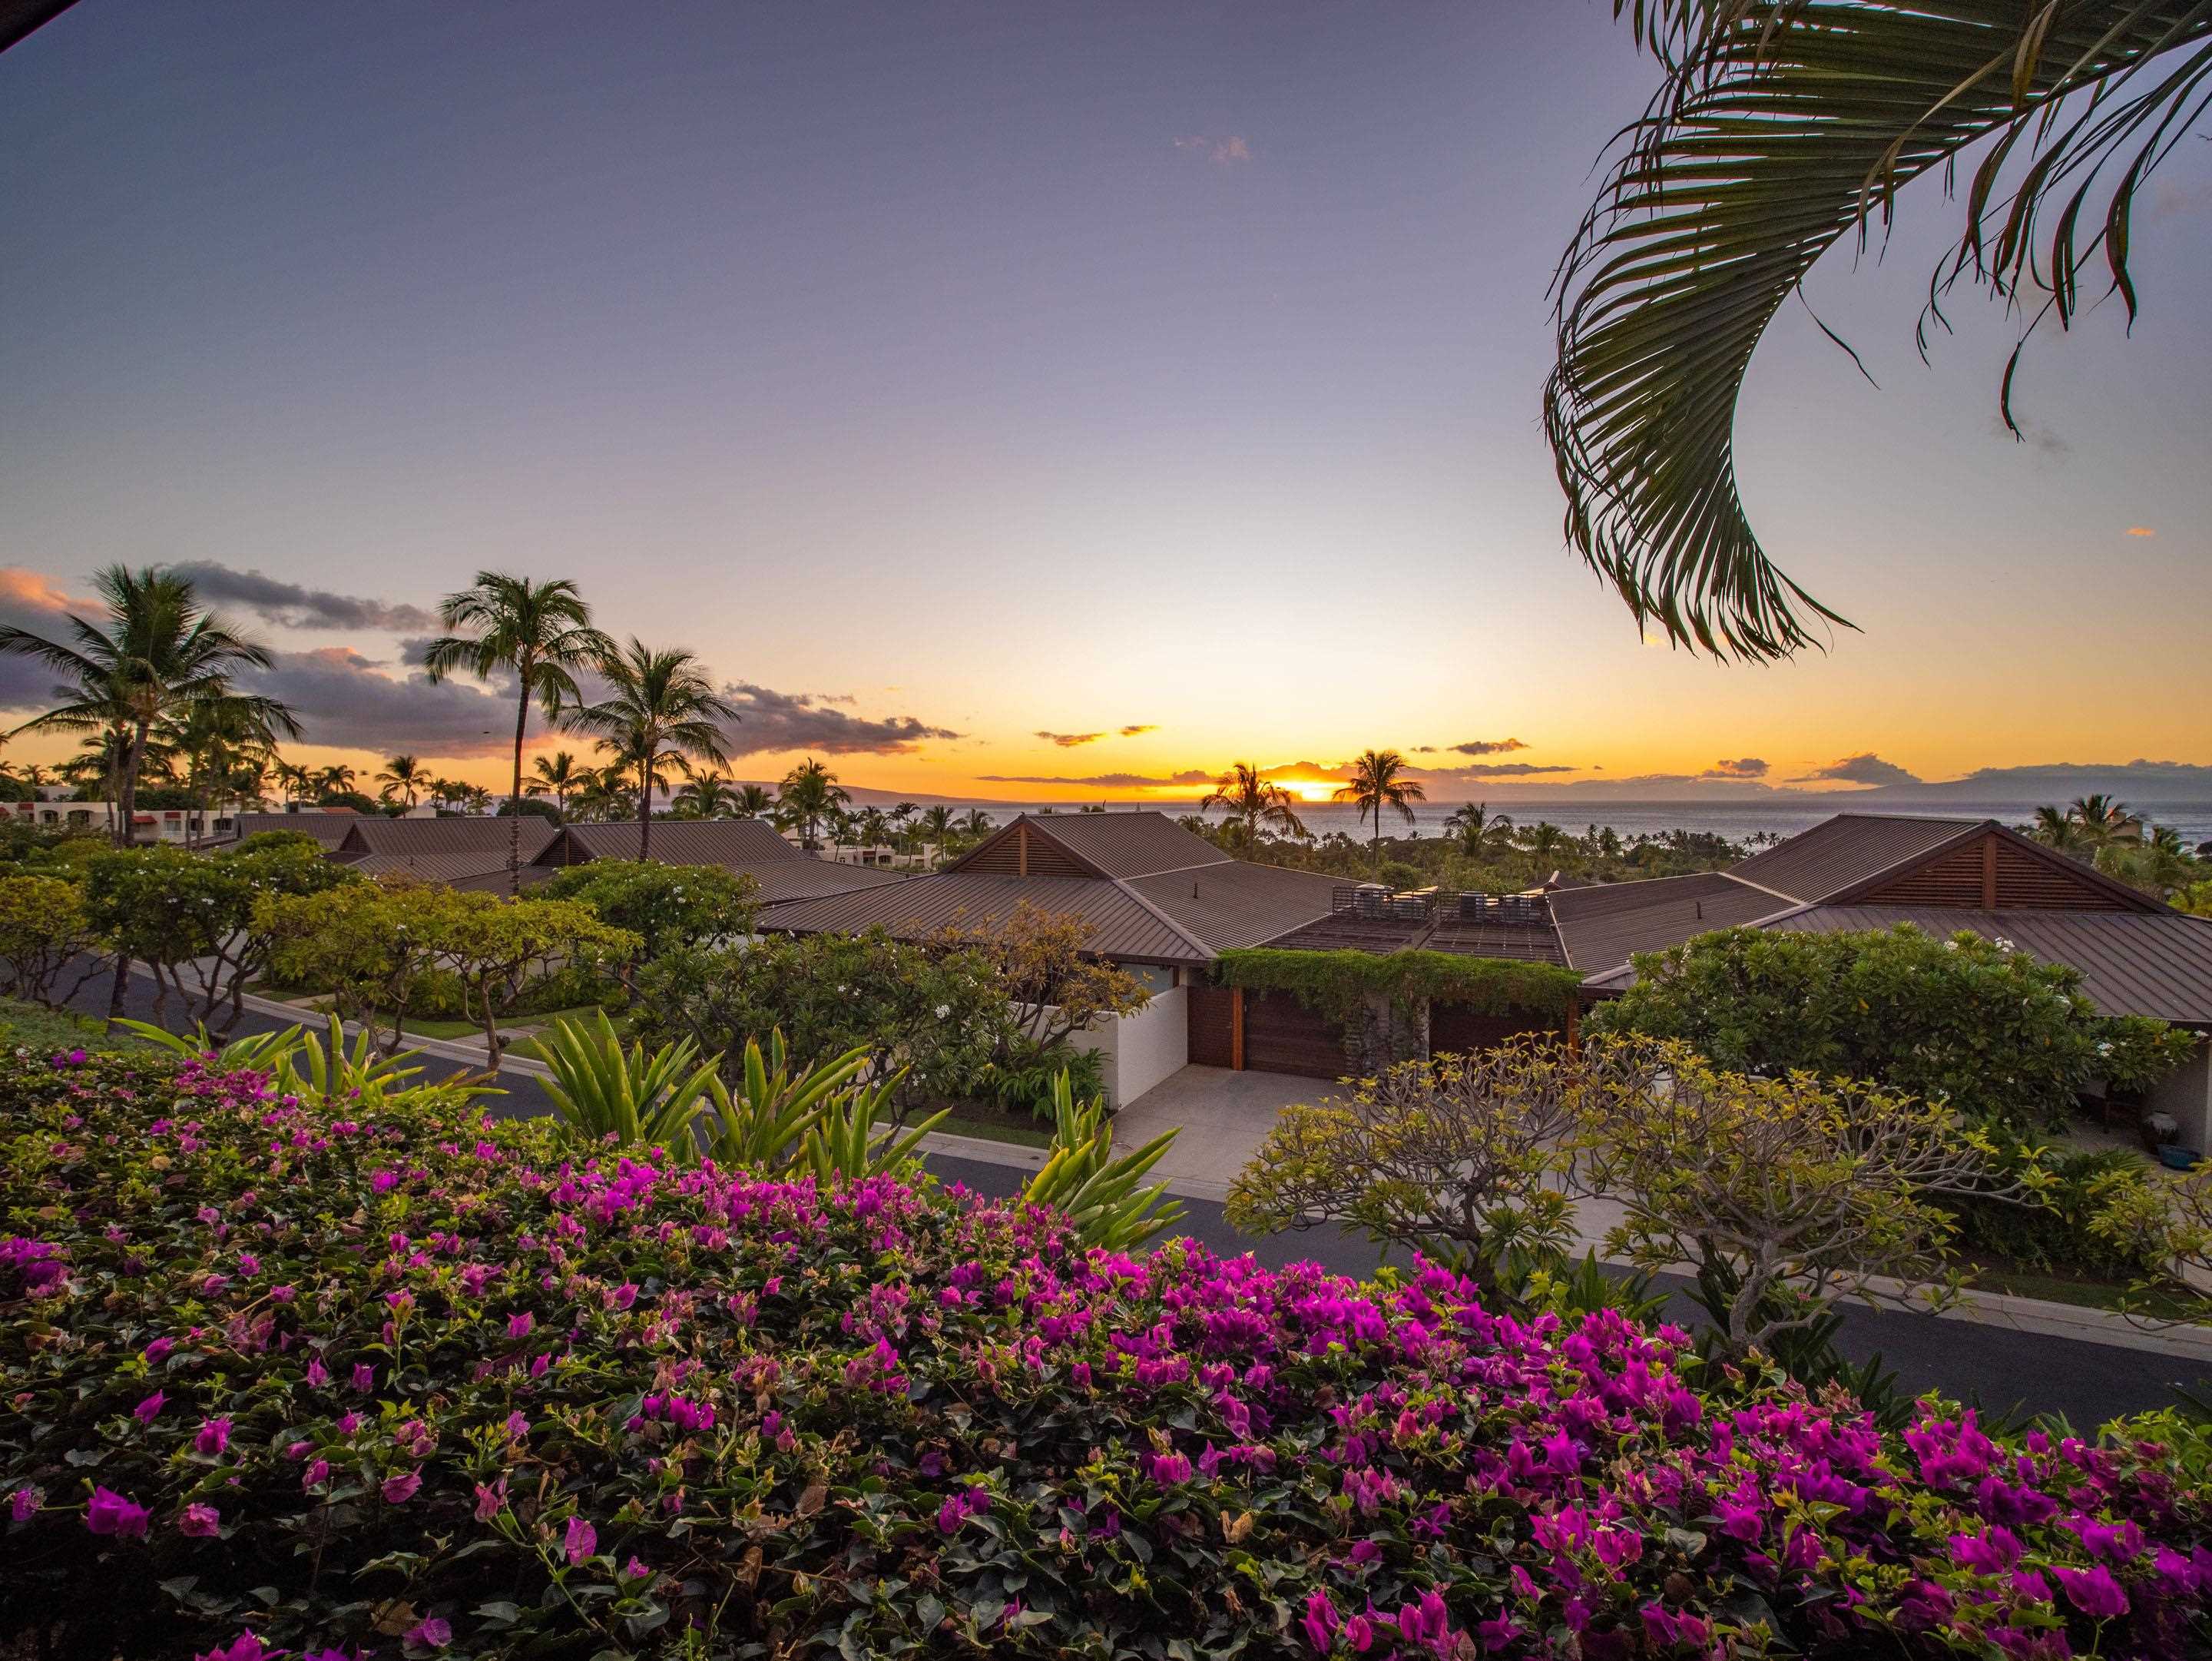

2,4,2207,804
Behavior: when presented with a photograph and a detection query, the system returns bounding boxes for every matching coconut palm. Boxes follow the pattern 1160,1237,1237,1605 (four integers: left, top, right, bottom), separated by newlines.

1332,749,1426,871
1444,801,1516,857
526,750,583,820
778,758,850,849
2028,804,2094,860
2068,794,2142,847
955,808,995,838
1201,761,1309,850
318,764,358,799
1548,2,2212,660
162,695,285,843
274,760,313,809
1517,821,1570,864
732,783,773,819
375,754,428,809
673,767,741,819
421,573,612,890
0,565,295,845
462,784,495,816
567,639,738,860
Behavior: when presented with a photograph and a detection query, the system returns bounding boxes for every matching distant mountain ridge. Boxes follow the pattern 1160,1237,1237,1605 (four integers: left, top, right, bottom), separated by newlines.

1859,761,2212,804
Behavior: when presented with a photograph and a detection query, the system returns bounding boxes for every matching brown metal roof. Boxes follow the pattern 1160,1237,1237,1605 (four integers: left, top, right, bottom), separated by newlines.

1726,814,1983,903
342,850,536,886
230,813,356,850
543,820,803,867
733,860,912,905
337,817,557,860
1548,870,1786,973
760,870,1211,963
1760,907,2212,1028
1002,811,1231,879
1123,860,1343,952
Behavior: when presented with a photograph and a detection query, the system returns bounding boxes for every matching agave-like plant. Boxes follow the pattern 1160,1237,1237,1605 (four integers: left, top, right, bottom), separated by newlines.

796,1069,944,1184
538,1010,718,1155
118,1019,306,1073
699,1031,872,1170
115,1014,482,1112
1022,1072,1184,1251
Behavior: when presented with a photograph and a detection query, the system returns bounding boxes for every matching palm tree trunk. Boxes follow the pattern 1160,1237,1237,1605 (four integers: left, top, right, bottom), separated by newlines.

118,720,148,848
638,763,653,861
509,681,530,897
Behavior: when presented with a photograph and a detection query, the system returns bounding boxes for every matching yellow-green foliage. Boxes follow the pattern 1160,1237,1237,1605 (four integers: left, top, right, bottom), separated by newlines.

1213,947,1581,1023
0,875,101,1006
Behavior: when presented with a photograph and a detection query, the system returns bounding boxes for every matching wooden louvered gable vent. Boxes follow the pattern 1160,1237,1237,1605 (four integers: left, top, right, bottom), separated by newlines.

1861,832,2128,912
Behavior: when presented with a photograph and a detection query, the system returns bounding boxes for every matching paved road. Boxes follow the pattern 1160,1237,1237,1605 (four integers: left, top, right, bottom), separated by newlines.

71,973,2212,1427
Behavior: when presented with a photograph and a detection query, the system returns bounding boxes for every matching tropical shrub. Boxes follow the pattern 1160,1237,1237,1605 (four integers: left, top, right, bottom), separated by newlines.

2,1051,2209,1660
1020,1070,1181,1250
531,859,760,962
631,930,1014,1112
0,874,104,1007
84,840,359,1032
1585,924,2194,1131
1940,1144,2167,1280
929,903,1151,1049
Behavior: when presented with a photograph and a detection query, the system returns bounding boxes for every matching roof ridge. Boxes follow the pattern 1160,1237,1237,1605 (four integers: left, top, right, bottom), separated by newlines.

1107,874,1216,962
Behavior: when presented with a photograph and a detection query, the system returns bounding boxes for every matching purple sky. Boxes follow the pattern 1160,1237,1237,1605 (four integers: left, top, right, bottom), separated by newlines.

2,3,2207,797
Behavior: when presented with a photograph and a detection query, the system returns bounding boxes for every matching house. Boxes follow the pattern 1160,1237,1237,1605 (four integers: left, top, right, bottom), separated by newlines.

5,798,253,845
528,820,910,904
1548,814,2212,1149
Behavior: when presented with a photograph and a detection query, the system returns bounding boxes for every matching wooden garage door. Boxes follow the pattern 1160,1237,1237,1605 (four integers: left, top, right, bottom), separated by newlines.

1243,990,1348,1079
1427,1002,1560,1059
1187,983,1237,1069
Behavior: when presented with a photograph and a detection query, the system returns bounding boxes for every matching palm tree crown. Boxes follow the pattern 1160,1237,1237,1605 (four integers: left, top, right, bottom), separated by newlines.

1201,762,1308,849
421,573,611,887
778,758,850,849
567,638,738,860
1332,749,1426,871
0,564,295,845
376,754,427,809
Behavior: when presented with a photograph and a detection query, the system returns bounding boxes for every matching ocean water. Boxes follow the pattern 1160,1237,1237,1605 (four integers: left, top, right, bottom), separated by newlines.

994,797,2212,848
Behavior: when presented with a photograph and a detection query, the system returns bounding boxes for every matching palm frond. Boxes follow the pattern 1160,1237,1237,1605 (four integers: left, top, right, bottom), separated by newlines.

1549,1,2212,660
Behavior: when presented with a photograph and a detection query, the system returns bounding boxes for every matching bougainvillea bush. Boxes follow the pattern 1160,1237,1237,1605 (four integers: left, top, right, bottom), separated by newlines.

3,1050,2210,1660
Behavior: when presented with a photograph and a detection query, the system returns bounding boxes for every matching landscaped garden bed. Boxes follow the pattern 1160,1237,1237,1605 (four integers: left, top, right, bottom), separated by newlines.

3,1047,2210,1659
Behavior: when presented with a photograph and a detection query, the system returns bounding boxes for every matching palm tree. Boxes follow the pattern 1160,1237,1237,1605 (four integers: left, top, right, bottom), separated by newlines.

673,767,740,819
462,784,495,816
1548,2,2210,660
856,807,892,849
955,808,995,838
375,754,427,810
421,573,612,891
2028,804,2094,860
163,695,285,843
274,760,313,809
1331,749,1426,871
0,565,295,846
2068,794,2141,848
525,750,583,820
778,758,850,849
1201,762,1309,850
732,783,773,819
318,764,358,799
1517,821,1570,864
1443,801,1515,857
567,639,738,860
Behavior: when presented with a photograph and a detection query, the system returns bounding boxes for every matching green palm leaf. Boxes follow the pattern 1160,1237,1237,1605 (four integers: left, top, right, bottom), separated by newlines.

1549,1,2212,660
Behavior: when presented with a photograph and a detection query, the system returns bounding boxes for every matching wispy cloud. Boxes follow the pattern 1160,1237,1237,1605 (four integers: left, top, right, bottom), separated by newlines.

1036,731,1104,748
162,560,439,633
720,683,959,756
240,647,518,757
1449,738,1529,757
2126,526,2157,538
1788,751,1921,787
976,770,1211,788
1173,134,1252,166
1422,761,1578,780
1702,757,1769,779
1118,724,1156,738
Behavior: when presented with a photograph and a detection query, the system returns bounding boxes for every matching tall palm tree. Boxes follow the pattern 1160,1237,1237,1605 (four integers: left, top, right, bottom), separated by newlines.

0,565,294,845
1332,749,1426,871
1201,761,1308,850
162,695,285,843
778,758,850,849
673,767,740,819
274,760,313,810
422,574,612,891
1548,2,2210,660
567,639,738,860
2028,804,2094,860
318,763,358,799
1444,801,1515,856
732,783,773,819
1517,821,1569,864
375,754,427,809
526,751,583,821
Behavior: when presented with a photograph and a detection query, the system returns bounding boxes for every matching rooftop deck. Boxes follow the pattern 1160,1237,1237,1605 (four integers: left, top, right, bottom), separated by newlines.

1263,884,1570,964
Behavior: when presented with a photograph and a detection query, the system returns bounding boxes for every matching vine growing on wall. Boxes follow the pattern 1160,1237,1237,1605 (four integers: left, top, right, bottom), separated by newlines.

1213,947,1581,1024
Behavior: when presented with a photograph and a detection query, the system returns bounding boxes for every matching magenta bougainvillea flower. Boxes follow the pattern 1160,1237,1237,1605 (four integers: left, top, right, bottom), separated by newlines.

1,1050,2206,1661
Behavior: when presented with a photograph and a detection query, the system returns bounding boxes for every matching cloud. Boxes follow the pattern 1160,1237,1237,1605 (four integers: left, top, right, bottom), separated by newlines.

239,648,520,758
1036,731,1105,748
0,568,104,709
1174,134,1252,165
1261,760,1356,784
162,561,438,633
1422,762,1578,779
1449,738,1530,757
1612,774,1694,786
976,771,1212,789
719,682,959,756
1118,724,1156,738
1788,751,1922,787
1702,757,1770,779
2126,526,2157,538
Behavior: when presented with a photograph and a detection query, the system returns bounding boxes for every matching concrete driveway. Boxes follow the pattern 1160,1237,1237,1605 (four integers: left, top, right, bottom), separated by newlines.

1114,1065,1346,1201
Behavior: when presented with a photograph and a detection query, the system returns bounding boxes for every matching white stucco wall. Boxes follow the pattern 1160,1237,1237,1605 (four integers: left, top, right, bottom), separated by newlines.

2146,1035,2212,1153
1061,985,1189,1109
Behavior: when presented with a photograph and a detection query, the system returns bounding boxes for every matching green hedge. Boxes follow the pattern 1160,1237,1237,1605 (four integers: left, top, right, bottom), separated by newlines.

1213,947,1582,1023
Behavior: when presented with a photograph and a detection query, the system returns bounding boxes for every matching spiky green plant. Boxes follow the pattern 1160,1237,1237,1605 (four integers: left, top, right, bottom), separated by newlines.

699,1030,873,1169
796,1069,944,1183
538,1010,718,1155
1022,1072,1184,1251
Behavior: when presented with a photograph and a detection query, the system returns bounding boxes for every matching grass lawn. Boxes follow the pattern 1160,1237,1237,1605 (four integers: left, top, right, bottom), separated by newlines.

929,1108,1056,1149
0,998,139,1056
1965,1259,2200,1321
